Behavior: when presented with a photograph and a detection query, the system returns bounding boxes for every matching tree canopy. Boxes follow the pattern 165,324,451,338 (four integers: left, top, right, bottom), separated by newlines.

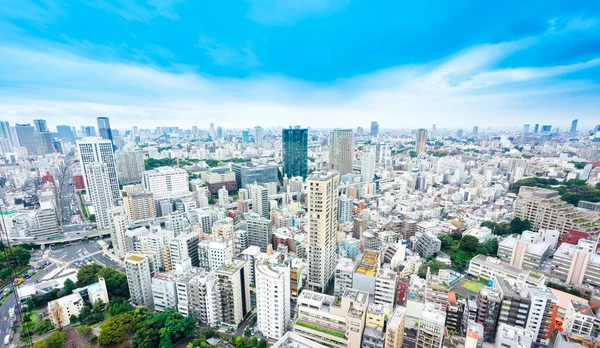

512,178,600,205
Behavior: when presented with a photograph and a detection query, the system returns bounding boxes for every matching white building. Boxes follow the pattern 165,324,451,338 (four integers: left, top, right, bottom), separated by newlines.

256,261,291,340
115,149,145,185
246,212,272,252
361,151,375,182
125,252,156,310
108,207,128,258
334,257,355,297
77,137,120,199
198,238,233,271
143,166,189,201
494,323,535,348
338,194,353,224
85,162,115,229
48,293,85,328
251,184,269,219
152,273,178,312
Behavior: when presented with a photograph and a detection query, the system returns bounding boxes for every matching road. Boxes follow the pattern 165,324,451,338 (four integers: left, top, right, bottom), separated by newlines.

0,261,57,348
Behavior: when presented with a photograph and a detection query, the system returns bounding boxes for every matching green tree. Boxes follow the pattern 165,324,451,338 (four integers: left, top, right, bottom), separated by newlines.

0,268,12,280
32,341,47,348
510,218,531,234
46,331,67,348
60,278,76,296
10,246,31,265
69,314,79,325
250,337,258,347
109,296,135,316
76,325,91,335
258,339,267,348
458,235,480,253
34,320,54,335
98,313,138,345
76,264,103,287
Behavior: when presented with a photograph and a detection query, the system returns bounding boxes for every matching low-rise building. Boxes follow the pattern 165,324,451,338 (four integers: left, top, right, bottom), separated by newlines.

468,255,545,287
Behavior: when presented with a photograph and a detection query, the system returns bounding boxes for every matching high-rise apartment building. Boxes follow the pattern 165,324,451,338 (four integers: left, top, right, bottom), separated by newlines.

115,149,144,185
384,305,406,348
416,302,446,348
216,260,251,328
328,129,354,175
282,127,308,179
246,212,272,252
250,184,269,219
108,207,128,258
77,137,120,199
476,287,502,342
494,277,530,329
415,128,428,153
169,233,200,268
293,289,369,348
338,194,353,223
306,171,339,293
525,286,558,346
84,163,115,229
256,261,290,340
121,186,156,223
125,252,156,310
361,151,375,182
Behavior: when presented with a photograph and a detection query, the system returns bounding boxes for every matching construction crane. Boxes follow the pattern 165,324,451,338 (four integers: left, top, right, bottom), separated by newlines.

552,304,596,332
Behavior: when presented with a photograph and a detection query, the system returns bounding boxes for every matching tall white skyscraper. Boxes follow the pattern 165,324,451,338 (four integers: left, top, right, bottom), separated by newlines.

250,184,269,219
307,171,339,293
84,163,114,229
255,261,290,340
328,129,354,175
108,207,128,258
77,137,120,199
361,151,375,182
125,252,155,310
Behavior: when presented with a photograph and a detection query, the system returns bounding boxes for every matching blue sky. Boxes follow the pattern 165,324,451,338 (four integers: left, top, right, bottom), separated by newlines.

1,0,599,130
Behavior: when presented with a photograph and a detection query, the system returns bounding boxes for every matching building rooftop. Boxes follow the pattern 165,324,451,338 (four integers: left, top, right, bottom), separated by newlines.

272,332,328,348
420,302,446,326
355,251,379,276
387,305,406,330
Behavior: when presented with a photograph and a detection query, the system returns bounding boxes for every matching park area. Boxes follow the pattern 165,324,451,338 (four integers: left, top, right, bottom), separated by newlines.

462,281,486,293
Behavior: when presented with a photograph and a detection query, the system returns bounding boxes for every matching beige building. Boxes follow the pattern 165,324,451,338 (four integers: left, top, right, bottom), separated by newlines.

122,187,156,223
514,187,600,236
384,305,407,348
328,129,354,175
551,240,600,287
497,235,551,270
306,171,340,293
415,128,428,153
293,289,369,348
211,217,235,240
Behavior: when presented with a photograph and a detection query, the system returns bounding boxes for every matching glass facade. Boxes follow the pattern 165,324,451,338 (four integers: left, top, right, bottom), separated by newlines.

282,127,308,179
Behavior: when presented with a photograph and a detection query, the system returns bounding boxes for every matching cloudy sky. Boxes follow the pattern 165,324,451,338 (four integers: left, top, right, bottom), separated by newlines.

1,0,599,131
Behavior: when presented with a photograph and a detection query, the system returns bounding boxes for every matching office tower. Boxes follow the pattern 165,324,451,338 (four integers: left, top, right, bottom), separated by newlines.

108,207,128,259
77,137,120,199
432,124,437,134
328,129,354,175
370,121,379,137
246,212,272,252
125,252,155,310
256,261,290,340
385,306,406,348
415,128,427,153
416,302,446,348
83,126,97,136
142,167,189,201
115,149,144,185
570,119,578,135
472,126,479,135
33,119,48,132
84,163,114,229
361,151,375,182
254,126,263,147
231,162,278,188
169,233,200,267
250,184,269,219
121,186,156,223
476,287,502,341
216,259,251,328
191,125,198,137
35,131,55,155
0,121,15,150
533,124,539,133
56,125,76,143
306,171,339,292
209,122,215,137
523,124,530,134
216,126,223,139
541,125,552,134
525,287,558,346
282,127,308,179
338,194,353,223
356,127,364,136
241,130,249,143
15,123,37,155
293,289,368,348
218,186,229,206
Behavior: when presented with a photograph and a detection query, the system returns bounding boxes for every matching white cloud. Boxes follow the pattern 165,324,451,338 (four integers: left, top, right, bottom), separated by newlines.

1,37,599,131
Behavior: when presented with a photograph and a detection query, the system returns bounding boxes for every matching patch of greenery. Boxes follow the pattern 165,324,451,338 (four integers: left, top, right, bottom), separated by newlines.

296,321,345,338
512,178,600,205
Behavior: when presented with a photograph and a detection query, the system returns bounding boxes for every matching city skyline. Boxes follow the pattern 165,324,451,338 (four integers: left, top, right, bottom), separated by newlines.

1,2,599,129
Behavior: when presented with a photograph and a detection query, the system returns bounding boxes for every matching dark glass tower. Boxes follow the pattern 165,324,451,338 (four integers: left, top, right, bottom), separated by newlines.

97,117,114,143
282,126,308,179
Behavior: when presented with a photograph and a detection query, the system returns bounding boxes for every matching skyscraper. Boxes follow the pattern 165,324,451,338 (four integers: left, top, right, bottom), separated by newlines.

524,124,530,134
541,125,552,134
77,137,120,199
35,131,55,155
306,171,339,292
242,130,249,143
472,126,479,136
115,149,145,185
56,125,76,143
33,119,48,132
415,128,428,153
328,129,354,175
15,123,37,155
216,126,223,139
254,126,263,147
246,212,272,252
250,184,269,219
282,126,308,179
0,121,15,150
533,124,539,133
84,163,115,229
209,123,215,137
97,117,114,145
361,151,375,182
570,119,578,135
370,121,379,137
